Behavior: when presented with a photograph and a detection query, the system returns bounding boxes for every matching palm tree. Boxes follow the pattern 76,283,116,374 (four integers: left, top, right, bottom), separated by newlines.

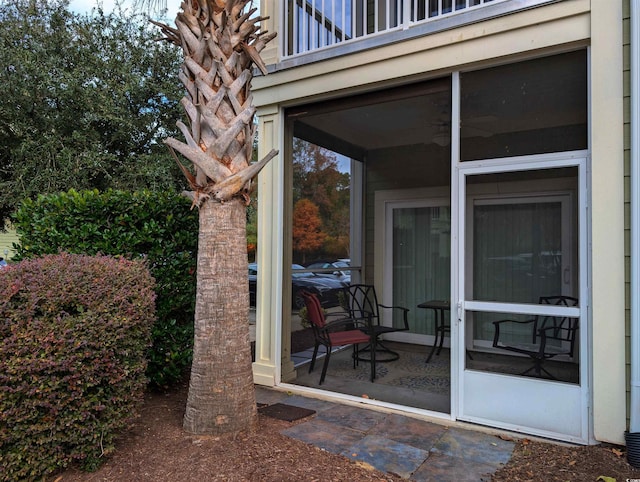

151,0,277,434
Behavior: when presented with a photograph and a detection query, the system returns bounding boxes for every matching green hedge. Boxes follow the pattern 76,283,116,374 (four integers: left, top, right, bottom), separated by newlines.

0,253,155,480
12,189,199,388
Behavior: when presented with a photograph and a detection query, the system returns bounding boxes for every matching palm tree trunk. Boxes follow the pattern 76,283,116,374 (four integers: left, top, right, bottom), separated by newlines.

153,0,277,435
183,198,257,434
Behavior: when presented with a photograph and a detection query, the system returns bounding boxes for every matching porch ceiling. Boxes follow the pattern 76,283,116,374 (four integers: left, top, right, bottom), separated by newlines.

288,51,586,160
299,95,448,153
290,81,452,158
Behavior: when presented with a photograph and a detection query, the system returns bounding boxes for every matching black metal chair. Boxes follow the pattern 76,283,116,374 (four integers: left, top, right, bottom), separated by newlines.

492,295,579,379
342,284,409,362
301,291,376,385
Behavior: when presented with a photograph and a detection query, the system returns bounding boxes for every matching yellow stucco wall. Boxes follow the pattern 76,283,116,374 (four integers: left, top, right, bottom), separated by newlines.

590,0,626,444
254,0,627,444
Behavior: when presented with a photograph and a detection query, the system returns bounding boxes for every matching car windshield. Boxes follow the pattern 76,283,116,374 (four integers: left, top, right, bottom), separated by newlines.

292,264,313,278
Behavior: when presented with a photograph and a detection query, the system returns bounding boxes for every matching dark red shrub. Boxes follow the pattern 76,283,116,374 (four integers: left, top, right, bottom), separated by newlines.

0,253,155,481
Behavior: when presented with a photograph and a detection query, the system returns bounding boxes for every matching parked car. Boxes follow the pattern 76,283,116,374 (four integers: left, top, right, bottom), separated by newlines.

306,260,351,284
249,263,346,309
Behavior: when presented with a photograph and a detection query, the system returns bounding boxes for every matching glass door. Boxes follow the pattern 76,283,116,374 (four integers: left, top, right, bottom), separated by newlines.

382,199,451,346
456,159,589,443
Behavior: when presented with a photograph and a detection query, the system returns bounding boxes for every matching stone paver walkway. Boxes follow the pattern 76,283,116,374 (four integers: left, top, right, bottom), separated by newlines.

256,386,515,481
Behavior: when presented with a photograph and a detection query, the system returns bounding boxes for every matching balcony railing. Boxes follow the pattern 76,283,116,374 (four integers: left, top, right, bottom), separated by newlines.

283,0,507,58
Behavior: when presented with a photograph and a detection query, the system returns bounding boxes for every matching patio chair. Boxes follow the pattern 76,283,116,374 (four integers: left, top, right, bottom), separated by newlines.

492,295,579,379
342,284,409,362
301,291,376,385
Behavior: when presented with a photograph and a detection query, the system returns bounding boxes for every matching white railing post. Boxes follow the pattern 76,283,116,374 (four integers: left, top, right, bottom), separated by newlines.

311,0,316,50
402,0,411,27
292,0,298,54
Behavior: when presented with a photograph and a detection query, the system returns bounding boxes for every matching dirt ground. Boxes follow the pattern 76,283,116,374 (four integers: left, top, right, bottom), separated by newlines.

50,381,638,482
50,330,638,481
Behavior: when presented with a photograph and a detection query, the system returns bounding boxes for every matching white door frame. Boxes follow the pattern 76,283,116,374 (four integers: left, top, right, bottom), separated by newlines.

374,186,450,303
452,151,590,443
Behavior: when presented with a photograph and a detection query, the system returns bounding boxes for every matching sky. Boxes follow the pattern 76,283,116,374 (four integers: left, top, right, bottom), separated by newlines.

68,0,183,20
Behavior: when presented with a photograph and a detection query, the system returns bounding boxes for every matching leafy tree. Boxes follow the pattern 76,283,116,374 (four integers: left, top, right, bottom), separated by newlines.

292,138,350,259
0,0,186,229
293,198,326,264
246,198,258,262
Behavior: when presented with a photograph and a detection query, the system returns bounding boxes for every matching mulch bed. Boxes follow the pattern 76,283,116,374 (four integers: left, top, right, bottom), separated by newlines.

51,324,638,481
52,381,400,482
51,378,638,482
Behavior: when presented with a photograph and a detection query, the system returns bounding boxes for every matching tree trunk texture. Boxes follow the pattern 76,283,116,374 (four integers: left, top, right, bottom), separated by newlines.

183,198,256,434
153,0,277,435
